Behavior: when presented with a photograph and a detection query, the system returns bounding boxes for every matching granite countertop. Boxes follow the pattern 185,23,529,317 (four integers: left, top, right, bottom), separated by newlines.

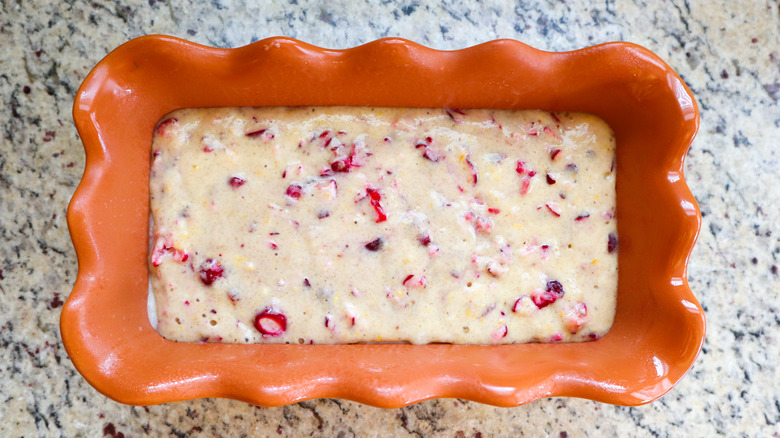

1,0,778,436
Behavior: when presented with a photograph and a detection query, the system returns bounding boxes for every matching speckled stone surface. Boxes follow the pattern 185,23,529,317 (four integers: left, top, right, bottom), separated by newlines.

1,0,778,436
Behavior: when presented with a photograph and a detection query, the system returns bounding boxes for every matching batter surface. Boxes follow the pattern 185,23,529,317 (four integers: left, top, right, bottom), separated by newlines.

149,107,618,344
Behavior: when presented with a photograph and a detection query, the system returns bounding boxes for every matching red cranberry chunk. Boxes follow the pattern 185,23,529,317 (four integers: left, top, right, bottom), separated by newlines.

608,233,619,253
546,173,556,185
245,128,267,138
198,258,224,286
285,183,303,199
491,325,508,341
228,176,246,188
366,188,387,223
156,118,177,136
418,234,432,246
531,280,565,309
330,157,352,173
422,147,443,162
465,157,478,184
365,237,384,251
546,280,564,297
254,308,287,337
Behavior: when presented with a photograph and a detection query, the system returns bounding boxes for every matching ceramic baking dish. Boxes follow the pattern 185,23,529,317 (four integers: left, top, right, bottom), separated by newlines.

64,36,704,408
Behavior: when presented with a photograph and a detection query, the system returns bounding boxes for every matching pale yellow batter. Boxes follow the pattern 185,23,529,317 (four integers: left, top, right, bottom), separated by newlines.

149,107,617,344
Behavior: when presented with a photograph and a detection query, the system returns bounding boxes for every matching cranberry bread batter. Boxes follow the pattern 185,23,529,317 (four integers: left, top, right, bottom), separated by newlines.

149,107,618,344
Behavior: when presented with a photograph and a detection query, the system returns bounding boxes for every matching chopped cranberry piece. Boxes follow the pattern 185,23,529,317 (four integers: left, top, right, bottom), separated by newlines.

422,147,443,162
575,213,590,221
531,280,565,309
545,203,561,217
520,177,531,195
550,112,561,123
314,179,338,198
511,297,526,313
486,260,507,277
402,274,427,288
607,233,618,253
565,302,589,334
487,207,500,214
491,325,508,341
365,237,383,251
268,240,278,250
317,210,330,219
151,237,189,267
156,118,177,136
474,216,493,234
546,173,556,184
550,333,563,342
171,248,188,263
348,141,371,167
517,161,536,195
550,149,562,160
330,157,352,172
303,278,311,287
245,128,267,138
285,184,303,199
254,307,287,337
198,258,224,286
228,176,246,188
445,108,462,123
418,234,432,246
465,157,478,184
547,280,564,296
365,187,387,223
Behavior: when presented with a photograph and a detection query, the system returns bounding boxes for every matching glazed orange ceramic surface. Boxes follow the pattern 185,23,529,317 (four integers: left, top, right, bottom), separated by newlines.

65,36,703,408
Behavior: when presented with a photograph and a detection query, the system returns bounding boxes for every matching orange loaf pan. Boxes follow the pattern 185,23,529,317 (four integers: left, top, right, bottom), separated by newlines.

64,36,704,408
